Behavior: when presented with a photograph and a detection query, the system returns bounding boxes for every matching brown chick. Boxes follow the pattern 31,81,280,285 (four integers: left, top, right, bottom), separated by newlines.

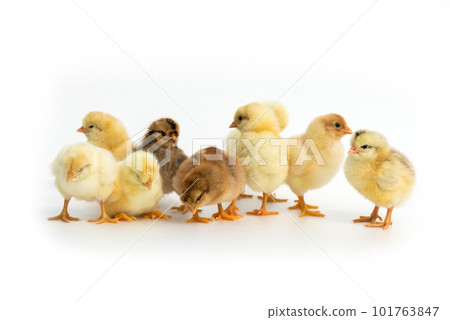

173,147,246,223
77,111,132,160
141,118,188,194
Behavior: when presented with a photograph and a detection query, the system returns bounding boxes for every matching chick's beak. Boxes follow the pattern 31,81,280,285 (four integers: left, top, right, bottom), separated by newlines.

344,128,353,135
77,126,87,134
229,121,238,128
348,146,360,154
170,134,178,143
144,181,152,190
67,171,75,183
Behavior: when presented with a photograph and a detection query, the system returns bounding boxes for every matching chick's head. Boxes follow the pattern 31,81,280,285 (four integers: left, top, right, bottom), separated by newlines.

124,151,159,190
348,130,389,159
179,175,210,209
230,103,280,133
78,112,128,145
64,149,93,183
145,118,180,148
312,113,352,140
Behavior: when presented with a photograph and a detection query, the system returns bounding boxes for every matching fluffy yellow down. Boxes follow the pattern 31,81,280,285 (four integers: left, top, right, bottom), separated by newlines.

52,143,118,201
344,130,415,208
105,151,163,216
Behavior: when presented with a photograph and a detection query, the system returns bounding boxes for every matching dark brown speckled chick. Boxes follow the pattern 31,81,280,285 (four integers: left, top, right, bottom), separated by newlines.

141,118,188,195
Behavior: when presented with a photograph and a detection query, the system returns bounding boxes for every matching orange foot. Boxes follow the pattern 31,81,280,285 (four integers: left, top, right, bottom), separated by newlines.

247,193,279,216
142,210,172,220
113,212,137,222
225,200,242,219
88,201,117,224
213,203,240,221
353,206,382,224
365,221,393,230
186,212,213,223
364,207,394,230
258,193,288,203
172,205,202,214
48,212,80,223
288,196,325,218
238,193,254,199
48,199,80,223
88,216,117,224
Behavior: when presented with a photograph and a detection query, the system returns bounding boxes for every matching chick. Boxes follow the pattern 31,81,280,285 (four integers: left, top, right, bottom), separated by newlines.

105,151,170,221
344,130,415,230
229,101,289,215
287,114,352,217
173,147,246,223
49,143,119,224
142,118,188,193
141,118,190,212
77,111,131,160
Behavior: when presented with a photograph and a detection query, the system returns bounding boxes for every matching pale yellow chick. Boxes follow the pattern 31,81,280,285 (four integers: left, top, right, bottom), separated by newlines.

229,101,289,215
105,151,169,221
344,130,415,230
287,114,353,217
49,143,119,224
77,111,132,160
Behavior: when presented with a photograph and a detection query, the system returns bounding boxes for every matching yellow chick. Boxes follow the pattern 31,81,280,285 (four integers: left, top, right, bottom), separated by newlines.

173,147,246,223
77,111,132,160
105,150,169,221
287,114,353,217
49,143,119,224
344,130,415,230
229,101,289,216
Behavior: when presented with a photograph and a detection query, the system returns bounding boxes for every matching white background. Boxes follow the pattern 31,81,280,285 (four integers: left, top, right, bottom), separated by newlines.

1,0,449,319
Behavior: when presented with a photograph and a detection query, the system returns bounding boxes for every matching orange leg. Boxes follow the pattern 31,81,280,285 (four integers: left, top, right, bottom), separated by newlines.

365,207,394,230
48,198,80,223
288,195,324,218
88,201,117,224
257,193,288,203
186,205,213,223
238,193,254,199
247,193,278,216
224,199,242,219
353,206,382,224
213,202,240,221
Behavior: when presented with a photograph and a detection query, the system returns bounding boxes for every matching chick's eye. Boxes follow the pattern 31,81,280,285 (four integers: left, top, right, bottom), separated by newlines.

196,195,202,203
335,122,341,128
78,166,85,173
89,125,94,129
238,116,243,121
361,145,370,149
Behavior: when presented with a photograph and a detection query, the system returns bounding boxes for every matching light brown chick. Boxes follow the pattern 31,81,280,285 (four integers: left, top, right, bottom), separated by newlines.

77,111,132,160
173,147,246,223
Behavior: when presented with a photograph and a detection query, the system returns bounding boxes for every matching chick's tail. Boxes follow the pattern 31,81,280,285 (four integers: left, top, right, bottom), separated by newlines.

261,100,289,132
